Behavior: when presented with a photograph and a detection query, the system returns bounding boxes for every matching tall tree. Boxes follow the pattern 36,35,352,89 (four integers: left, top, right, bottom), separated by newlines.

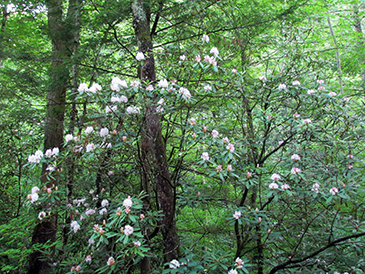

28,0,82,273
131,0,181,268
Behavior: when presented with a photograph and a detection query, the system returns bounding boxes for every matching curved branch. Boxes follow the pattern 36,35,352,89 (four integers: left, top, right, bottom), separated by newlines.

269,231,365,274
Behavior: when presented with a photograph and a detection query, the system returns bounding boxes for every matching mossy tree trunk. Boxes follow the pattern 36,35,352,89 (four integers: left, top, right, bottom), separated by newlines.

28,0,81,273
131,1,181,272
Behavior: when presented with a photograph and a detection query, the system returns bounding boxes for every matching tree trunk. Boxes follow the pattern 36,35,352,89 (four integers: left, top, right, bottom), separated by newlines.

353,4,365,84
28,0,81,273
0,4,8,67
131,0,181,269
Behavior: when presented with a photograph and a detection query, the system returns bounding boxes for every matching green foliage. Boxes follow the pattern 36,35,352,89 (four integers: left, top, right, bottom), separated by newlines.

2,0,365,274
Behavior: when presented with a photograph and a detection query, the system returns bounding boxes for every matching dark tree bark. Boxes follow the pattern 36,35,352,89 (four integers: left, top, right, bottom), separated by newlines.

28,0,82,273
131,0,181,270
0,4,8,67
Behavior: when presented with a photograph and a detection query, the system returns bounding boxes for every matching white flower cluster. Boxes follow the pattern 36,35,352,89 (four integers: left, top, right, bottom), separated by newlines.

126,106,140,114
201,152,209,161
158,79,168,89
44,147,59,158
28,150,44,163
85,209,95,216
111,95,128,104
78,83,102,93
110,77,127,91
105,105,117,114
123,196,133,209
99,128,109,138
179,87,191,101
101,199,109,207
233,211,241,220
86,143,95,153
38,211,46,221
169,259,180,269
71,220,80,233
156,98,165,113
27,186,39,203
124,225,134,236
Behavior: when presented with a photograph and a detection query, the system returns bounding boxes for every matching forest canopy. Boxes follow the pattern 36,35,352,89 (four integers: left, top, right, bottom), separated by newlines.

1,0,365,273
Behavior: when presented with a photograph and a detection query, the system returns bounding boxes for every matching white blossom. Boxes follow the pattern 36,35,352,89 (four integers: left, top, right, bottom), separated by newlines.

271,173,281,181
204,85,212,91
120,95,128,103
291,167,301,175
124,225,134,236
105,105,117,113
278,83,286,90
111,96,120,103
136,52,145,61
211,130,219,138
45,149,52,158
70,221,80,233
235,257,244,269
201,152,209,161
210,47,219,56
169,259,180,269
101,199,109,207
269,182,279,189
86,143,95,153
65,134,73,142
85,209,95,216
107,257,115,266
330,187,339,196
202,34,209,43
52,147,59,156
179,87,191,100
233,211,241,219
78,83,89,92
110,77,127,91
32,186,40,194
30,193,39,203
85,126,94,135
158,79,169,89
99,208,107,215
38,211,46,220
123,196,133,208
126,106,140,114
226,143,235,153
311,183,320,193
131,80,140,88
89,83,102,93
100,128,109,138
281,184,290,190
